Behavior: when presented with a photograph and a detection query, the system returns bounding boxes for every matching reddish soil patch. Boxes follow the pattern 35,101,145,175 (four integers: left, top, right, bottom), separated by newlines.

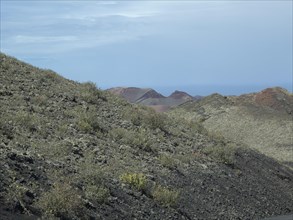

254,88,293,112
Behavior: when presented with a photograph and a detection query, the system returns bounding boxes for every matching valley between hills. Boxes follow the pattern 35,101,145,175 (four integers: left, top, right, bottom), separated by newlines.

0,53,293,220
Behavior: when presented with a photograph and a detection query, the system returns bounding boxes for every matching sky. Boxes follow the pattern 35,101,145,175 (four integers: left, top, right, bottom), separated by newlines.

1,0,292,96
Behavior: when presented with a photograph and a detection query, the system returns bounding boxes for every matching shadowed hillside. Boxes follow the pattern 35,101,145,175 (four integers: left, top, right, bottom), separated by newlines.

1,53,293,220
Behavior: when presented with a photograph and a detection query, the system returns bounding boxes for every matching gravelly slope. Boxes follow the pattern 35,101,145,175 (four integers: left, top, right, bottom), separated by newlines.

0,53,293,220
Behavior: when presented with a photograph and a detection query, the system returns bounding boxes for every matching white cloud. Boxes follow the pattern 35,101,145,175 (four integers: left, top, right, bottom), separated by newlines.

0,1,240,55
96,1,117,5
1,1,165,55
14,35,78,44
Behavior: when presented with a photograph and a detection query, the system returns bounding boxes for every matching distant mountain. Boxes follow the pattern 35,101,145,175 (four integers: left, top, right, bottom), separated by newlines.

107,87,196,112
169,90,193,100
171,87,293,167
108,87,165,103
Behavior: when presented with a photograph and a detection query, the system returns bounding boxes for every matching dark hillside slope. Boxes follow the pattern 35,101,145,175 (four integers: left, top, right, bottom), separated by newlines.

0,53,293,219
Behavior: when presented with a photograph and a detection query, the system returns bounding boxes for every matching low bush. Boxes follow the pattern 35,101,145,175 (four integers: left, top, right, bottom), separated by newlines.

110,128,154,152
143,110,167,130
84,185,109,204
57,124,69,136
80,82,105,104
188,120,208,135
207,130,227,145
14,111,38,132
70,106,106,134
123,106,167,130
109,128,128,140
44,69,62,82
123,106,144,126
158,154,178,169
152,185,179,207
79,157,110,204
0,118,13,139
37,182,82,218
31,95,48,106
202,143,237,165
43,141,72,159
120,173,147,191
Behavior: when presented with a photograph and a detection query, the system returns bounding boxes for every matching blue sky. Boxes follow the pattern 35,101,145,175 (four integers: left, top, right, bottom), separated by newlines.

1,1,292,95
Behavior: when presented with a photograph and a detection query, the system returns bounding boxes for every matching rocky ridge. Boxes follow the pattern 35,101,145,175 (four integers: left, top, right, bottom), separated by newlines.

107,87,195,112
171,88,293,167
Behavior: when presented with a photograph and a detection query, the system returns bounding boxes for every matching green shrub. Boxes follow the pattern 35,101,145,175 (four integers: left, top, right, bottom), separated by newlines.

143,110,167,130
71,107,106,133
109,128,128,140
158,154,178,169
14,111,38,132
77,119,93,133
207,130,226,145
80,82,105,104
79,157,110,204
126,129,153,151
49,142,72,158
57,124,69,136
79,157,107,186
123,106,144,126
0,118,13,139
31,140,72,159
110,128,154,152
44,69,62,82
152,185,179,207
37,182,82,218
120,173,147,191
188,120,208,135
85,185,109,204
202,143,237,165
31,95,48,106
124,106,167,130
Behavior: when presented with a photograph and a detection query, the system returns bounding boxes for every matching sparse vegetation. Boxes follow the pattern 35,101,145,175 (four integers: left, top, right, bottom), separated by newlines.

14,111,38,132
79,156,110,204
120,173,147,191
68,106,106,133
37,182,83,218
124,106,144,126
142,109,167,130
5,182,30,214
152,185,180,207
110,128,155,152
203,143,238,165
84,185,109,204
1,53,292,220
37,141,72,159
57,124,69,136
31,95,48,106
124,106,167,130
158,153,178,169
44,69,63,82
80,81,105,104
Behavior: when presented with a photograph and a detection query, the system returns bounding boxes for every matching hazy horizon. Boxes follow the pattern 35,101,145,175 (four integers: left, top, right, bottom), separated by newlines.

1,1,292,95
110,84,293,97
